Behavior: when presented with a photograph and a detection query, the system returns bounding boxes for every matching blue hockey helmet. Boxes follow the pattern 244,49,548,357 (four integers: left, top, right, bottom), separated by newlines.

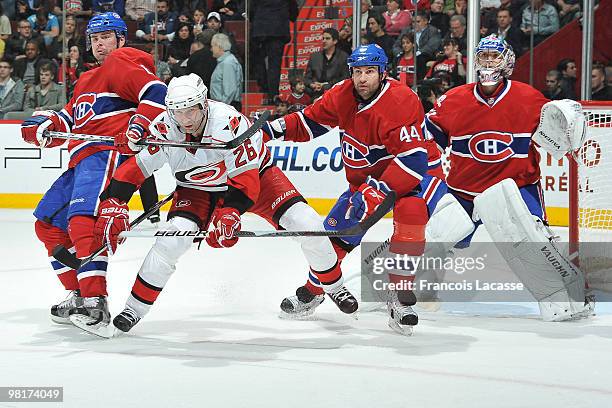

86,12,128,49
474,34,515,86
347,44,388,74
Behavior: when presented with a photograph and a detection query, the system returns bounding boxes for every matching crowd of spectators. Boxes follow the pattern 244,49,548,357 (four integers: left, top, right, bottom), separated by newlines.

0,0,248,117
0,0,608,120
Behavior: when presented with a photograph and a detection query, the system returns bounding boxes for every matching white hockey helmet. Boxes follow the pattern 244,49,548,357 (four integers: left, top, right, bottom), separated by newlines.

166,74,209,129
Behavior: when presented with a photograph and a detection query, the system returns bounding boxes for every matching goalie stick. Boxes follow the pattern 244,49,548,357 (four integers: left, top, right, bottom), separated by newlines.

51,192,176,270
121,191,396,239
45,110,271,150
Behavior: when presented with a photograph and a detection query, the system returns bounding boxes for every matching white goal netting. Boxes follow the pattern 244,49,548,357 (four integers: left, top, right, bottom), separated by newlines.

576,104,612,291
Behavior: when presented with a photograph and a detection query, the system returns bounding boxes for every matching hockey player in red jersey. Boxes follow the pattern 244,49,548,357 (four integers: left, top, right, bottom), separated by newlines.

263,44,432,335
20,13,167,333
424,35,593,321
90,74,357,336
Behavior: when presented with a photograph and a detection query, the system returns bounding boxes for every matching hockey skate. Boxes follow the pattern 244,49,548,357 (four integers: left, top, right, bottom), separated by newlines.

50,290,83,324
387,291,418,336
327,286,359,315
113,306,142,333
280,286,325,319
69,296,113,338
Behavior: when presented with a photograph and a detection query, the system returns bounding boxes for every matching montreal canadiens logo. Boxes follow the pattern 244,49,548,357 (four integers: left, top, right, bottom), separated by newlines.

468,131,515,163
73,93,97,127
341,134,370,168
175,161,226,185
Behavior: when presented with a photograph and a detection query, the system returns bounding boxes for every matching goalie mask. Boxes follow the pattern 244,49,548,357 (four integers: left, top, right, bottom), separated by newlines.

166,73,209,133
474,35,515,87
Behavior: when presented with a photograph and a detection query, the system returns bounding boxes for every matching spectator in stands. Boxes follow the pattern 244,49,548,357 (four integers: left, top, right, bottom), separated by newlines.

270,95,288,120
304,28,349,99
28,8,59,46
58,45,88,97
62,0,94,19
557,58,577,100
591,65,611,101
0,59,25,119
606,64,612,88
557,0,580,27
366,14,394,61
426,38,465,86
286,75,311,108
125,0,154,22
0,3,11,43
205,11,239,56
486,9,523,57
192,7,206,36
136,0,177,44
417,81,436,112
444,14,467,54
429,0,449,37
187,29,216,89
92,0,125,17
13,40,52,87
15,0,34,21
345,0,379,36
452,0,467,17
210,33,242,111
250,0,298,104
394,10,441,81
168,22,193,66
402,0,431,15
211,0,243,21
5,19,46,62
392,32,415,87
542,69,564,100
337,24,352,55
383,0,411,39
52,15,85,60
5,62,62,119
520,0,559,46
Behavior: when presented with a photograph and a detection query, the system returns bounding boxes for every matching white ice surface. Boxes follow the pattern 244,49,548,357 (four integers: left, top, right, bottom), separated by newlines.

1,209,612,408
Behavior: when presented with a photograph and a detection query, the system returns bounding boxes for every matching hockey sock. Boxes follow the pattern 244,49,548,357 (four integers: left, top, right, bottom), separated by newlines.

305,240,352,295
68,216,108,297
310,261,343,293
35,220,79,291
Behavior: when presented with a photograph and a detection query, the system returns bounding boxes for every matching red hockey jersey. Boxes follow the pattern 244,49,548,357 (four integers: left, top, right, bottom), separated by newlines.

55,47,167,167
282,79,428,197
425,80,549,198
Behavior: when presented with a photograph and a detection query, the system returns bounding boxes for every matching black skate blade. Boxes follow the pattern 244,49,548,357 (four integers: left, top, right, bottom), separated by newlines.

69,314,115,339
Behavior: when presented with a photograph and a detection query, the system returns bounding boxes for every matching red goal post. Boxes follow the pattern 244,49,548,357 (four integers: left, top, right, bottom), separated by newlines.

569,101,612,291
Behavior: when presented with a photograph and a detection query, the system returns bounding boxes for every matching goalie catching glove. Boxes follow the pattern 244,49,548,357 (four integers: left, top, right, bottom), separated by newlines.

206,207,241,248
533,99,586,160
93,198,130,255
349,176,392,221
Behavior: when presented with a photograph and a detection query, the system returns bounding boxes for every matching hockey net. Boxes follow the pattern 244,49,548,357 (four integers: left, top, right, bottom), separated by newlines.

569,102,612,292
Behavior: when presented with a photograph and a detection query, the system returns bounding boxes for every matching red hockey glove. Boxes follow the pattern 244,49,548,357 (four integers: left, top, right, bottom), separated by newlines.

93,198,130,255
115,114,151,154
349,176,392,221
206,207,241,248
21,111,64,148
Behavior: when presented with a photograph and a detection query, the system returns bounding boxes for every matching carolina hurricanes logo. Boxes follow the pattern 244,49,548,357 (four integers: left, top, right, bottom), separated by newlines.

73,93,97,127
229,116,241,135
155,122,169,135
175,161,227,185
468,131,515,163
341,134,371,168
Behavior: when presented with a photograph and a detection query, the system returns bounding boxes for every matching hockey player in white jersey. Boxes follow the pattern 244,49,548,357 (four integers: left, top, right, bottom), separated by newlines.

86,74,357,336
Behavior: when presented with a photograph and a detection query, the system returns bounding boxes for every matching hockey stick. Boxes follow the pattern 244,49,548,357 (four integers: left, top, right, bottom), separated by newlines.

121,191,396,239
51,192,176,270
45,110,271,150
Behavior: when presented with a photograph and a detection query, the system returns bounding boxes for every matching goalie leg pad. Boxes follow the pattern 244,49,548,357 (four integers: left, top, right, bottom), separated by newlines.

126,216,197,317
425,193,476,257
474,179,587,321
